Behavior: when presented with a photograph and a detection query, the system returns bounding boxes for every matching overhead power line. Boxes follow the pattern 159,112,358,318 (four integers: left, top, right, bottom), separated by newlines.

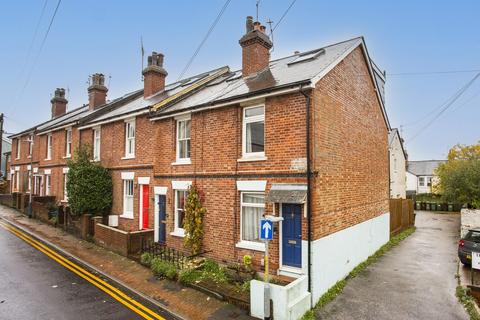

407,72,480,142
15,0,62,104
177,0,232,80
18,0,49,82
402,74,480,128
388,69,480,76
272,0,298,32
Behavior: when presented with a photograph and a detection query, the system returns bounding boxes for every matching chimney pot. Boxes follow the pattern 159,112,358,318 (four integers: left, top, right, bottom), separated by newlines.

239,17,273,77
246,16,254,33
142,51,168,97
51,87,68,118
88,73,108,110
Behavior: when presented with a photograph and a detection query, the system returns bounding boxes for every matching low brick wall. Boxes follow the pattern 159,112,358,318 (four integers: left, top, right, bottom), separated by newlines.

93,222,153,257
0,194,13,207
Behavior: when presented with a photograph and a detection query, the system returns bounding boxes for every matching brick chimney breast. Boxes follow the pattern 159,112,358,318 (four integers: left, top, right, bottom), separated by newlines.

239,16,273,78
88,73,108,110
51,88,68,118
142,52,168,98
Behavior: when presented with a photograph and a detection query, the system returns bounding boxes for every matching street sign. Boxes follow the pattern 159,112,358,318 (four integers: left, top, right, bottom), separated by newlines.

260,220,273,240
473,252,480,270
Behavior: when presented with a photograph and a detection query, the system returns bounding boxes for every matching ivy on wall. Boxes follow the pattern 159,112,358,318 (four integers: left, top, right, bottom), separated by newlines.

183,184,206,255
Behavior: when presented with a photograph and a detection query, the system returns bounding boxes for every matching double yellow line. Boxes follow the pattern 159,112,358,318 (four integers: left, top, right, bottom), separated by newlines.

0,220,166,320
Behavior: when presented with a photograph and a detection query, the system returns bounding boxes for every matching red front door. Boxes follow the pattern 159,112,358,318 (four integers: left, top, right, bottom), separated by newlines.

142,185,149,229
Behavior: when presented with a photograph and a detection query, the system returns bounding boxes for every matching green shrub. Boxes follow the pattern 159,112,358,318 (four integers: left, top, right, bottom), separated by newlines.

150,258,178,280
140,252,154,267
178,268,202,284
201,259,227,283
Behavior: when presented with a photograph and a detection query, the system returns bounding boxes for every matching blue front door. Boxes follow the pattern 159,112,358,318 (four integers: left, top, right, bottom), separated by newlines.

157,195,166,243
282,203,302,268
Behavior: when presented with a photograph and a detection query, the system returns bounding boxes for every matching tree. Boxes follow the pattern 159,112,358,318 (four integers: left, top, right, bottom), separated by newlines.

183,184,206,255
435,142,480,208
66,144,113,215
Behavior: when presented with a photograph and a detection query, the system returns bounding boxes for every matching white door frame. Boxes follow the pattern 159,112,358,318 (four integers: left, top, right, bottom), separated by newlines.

278,203,304,276
153,187,168,242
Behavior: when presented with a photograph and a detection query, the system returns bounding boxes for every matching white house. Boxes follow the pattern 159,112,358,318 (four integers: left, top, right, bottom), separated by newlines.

388,129,407,198
406,160,446,194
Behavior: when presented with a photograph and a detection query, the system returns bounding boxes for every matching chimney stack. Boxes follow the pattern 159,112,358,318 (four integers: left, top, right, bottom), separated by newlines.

239,16,273,77
51,88,67,118
142,52,168,98
88,73,108,110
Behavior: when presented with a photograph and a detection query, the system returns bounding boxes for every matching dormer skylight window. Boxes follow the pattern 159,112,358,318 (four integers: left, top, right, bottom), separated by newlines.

288,48,325,66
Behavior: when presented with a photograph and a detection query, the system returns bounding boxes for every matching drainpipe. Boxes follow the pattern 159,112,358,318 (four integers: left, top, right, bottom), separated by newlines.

300,85,312,294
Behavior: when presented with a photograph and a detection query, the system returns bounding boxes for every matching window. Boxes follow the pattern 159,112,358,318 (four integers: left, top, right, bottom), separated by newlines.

45,174,51,196
123,179,134,217
28,134,33,157
27,170,31,192
242,106,265,158
174,190,188,234
176,118,191,162
65,129,72,157
427,177,432,187
63,173,68,201
15,139,20,159
124,120,135,158
46,134,52,160
419,177,425,187
93,127,101,161
240,192,265,243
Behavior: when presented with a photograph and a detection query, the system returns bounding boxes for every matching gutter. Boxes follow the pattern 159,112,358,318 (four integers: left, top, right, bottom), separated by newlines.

300,85,313,295
149,80,313,121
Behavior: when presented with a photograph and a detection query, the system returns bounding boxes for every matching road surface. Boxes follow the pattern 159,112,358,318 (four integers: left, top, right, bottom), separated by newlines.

0,219,175,320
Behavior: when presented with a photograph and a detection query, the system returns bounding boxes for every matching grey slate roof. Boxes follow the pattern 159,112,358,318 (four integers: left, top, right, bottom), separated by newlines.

10,36,387,135
156,37,364,116
407,160,446,176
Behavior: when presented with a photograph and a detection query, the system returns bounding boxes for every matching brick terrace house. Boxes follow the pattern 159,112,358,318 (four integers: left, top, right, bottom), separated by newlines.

9,16,391,304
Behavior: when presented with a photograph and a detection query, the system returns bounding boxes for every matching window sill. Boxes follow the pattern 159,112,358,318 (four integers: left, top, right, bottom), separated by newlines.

121,155,135,160
63,155,71,159
170,229,185,238
235,241,265,252
44,158,51,161
90,159,101,163
171,159,191,166
119,214,134,220
237,155,267,162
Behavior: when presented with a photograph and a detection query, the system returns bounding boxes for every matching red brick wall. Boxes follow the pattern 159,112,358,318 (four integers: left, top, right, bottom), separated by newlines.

310,46,389,240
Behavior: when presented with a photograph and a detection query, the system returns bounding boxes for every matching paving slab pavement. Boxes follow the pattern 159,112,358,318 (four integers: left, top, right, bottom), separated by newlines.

0,205,252,320
316,211,468,320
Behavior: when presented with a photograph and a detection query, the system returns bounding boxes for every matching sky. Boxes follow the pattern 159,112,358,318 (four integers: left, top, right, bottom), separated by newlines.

0,0,479,160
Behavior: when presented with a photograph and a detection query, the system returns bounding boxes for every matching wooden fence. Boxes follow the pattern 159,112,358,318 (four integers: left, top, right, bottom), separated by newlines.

390,199,415,236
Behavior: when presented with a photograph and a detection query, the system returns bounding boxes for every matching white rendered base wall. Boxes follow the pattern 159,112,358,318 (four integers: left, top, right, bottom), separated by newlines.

306,212,390,303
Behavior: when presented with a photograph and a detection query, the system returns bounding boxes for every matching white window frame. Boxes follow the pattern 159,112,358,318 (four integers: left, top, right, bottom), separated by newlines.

236,191,266,252
419,176,425,187
241,105,266,160
65,129,72,158
28,134,33,158
46,133,53,160
172,189,188,237
15,139,20,159
27,169,31,192
124,119,135,159
45,174,51,196
122,179,134,218
174,115,191,165
93,126,101,161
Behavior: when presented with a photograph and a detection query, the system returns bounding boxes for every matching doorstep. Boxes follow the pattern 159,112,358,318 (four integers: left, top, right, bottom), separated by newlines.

0,204,252,320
